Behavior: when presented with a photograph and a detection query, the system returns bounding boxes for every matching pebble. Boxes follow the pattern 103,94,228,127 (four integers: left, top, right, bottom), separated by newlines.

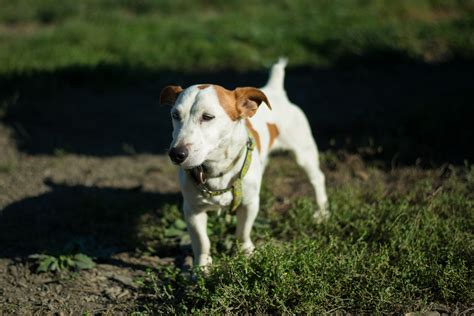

117,289,130,299
112,274,137,289
55,284,63,294
8,265,18,277
104,286,122,300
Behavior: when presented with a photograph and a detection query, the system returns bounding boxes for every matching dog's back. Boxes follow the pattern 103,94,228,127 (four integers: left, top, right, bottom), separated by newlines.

248,59,328,219
247,58,312,161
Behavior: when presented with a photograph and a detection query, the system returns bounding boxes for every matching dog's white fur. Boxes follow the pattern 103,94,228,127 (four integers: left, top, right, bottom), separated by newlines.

161,59,328,267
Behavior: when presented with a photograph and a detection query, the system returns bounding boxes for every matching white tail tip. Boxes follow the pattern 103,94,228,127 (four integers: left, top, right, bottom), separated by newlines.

266,57,288,90
277,57,288,68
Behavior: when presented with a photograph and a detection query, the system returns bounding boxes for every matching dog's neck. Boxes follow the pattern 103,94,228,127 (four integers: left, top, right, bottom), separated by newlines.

201,121,248,179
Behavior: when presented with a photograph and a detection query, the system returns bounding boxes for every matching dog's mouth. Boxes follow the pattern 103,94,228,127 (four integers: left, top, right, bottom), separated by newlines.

188,165,207,184
179,163,201,170
168,158,198,168
175,157,206,171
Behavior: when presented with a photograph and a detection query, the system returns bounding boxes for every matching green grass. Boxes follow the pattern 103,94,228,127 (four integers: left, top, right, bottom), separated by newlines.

138,158,474,314
0,0,473,74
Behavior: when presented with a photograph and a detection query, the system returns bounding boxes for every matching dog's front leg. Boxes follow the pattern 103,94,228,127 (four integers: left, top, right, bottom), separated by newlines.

235,197,259,254
183,202,212,267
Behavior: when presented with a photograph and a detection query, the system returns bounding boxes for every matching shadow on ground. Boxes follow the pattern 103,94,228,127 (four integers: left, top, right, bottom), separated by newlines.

1,55,473,165
0,180,181,260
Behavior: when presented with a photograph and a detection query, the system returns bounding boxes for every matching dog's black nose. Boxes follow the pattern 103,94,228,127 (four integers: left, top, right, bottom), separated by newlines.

169,146,188,164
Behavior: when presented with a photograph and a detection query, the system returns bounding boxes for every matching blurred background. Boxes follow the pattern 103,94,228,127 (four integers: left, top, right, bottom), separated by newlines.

0,0,473,312
0,0,473,162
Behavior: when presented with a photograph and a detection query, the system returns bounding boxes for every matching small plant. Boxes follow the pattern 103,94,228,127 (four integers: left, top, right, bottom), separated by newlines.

29,253,95,273
163,217,187,238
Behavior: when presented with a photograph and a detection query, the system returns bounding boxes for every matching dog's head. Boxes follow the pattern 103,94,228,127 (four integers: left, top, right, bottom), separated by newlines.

160,84,271,168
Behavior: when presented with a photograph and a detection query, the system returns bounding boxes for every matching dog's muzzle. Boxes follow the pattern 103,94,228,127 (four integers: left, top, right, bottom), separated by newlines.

168,145,188,164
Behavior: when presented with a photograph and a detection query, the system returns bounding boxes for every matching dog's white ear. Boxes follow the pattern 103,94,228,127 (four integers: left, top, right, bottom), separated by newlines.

234,87,271,118
160,85,183,106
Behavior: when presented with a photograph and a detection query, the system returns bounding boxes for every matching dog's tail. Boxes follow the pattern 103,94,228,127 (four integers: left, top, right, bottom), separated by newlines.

265,57,287,90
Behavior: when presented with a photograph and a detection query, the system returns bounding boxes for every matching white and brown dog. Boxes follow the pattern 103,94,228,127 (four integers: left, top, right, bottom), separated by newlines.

160,59,328,267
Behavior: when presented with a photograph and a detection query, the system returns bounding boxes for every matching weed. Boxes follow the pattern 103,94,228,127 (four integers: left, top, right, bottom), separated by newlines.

29,253,95,273
136,204,188,255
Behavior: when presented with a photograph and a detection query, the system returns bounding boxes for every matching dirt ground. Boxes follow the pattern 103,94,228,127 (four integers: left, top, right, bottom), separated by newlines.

0,123,178,313
1,254,160,313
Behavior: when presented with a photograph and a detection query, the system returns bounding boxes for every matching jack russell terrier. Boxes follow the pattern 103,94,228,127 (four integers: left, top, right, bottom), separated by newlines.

160,59,328,267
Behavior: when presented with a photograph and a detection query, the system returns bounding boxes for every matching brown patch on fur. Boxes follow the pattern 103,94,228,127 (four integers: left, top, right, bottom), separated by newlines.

245,119,261,153
267,123,279,149
160,85,183,106
197,84,211,90
213,85,241,120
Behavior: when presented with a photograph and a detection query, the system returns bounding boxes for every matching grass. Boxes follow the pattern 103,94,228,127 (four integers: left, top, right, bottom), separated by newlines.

137,155,474,314
0,0,473,74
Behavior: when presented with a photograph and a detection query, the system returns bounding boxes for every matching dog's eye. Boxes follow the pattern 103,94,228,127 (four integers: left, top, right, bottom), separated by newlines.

171,111,181,121
202,113,215,121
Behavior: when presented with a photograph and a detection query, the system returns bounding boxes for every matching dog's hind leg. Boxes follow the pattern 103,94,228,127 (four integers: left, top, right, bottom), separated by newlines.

277,107,329,223
293,142,329,223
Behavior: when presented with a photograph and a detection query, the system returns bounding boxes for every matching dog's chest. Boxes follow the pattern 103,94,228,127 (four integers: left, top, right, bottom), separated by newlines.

181,172,235,211
198,190,233,210
200,176,235,209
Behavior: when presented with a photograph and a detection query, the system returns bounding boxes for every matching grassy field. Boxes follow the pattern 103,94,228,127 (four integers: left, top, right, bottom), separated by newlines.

0,0,473,73
138,154,473,314
0,0,473,314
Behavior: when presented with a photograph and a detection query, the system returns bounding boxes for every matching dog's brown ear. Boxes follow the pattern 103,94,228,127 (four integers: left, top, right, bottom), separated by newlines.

234,87,271,118
160,85,183,106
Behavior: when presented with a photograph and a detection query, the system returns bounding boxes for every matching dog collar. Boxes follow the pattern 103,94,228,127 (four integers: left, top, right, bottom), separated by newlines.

190,142,248,184
186,136,255,212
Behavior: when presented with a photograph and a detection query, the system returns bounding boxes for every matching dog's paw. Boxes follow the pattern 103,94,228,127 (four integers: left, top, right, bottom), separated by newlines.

313,209,330,224
195,254,213,270
240,242,255,257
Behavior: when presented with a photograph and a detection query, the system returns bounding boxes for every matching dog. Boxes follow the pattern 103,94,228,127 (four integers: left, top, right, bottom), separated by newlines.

160,59,328,267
